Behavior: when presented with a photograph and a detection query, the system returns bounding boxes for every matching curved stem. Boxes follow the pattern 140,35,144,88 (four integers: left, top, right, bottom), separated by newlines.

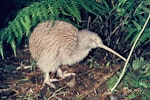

111,14,150,92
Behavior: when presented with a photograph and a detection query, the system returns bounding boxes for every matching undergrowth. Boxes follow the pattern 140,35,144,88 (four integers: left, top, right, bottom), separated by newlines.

106,57,150,99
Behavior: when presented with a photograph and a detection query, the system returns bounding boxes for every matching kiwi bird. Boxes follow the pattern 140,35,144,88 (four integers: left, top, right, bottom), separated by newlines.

29,20,126,88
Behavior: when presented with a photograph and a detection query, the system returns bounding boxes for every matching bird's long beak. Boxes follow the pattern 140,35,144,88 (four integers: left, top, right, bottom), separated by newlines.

100,45,127,61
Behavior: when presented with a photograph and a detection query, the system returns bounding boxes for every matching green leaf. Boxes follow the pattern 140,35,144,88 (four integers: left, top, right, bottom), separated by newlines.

128,93,137,99
102,0,109,10
135,29,150,48
141,6,150,14
106,62,110,67
106,75,119,89
0,42,4,60
64,1,81,22
79,1,97,15
71,1,81,22
20,14,31,37
139,77,150,88
18,78,29,82
12,22,19,38
41,3,49,20
6,28,13,43
15,19,23,37
132,21,142,30
124,28,137,42
10,39,17,57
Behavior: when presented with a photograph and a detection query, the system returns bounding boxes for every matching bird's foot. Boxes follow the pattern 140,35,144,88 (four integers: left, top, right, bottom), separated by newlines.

42,78,58,88
42,72,58,88
60,71,76,79
57,67,75,79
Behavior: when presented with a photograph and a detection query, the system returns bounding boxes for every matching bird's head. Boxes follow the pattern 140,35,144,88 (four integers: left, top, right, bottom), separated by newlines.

78,30,127,61
78,30,103,49
89,32,104,48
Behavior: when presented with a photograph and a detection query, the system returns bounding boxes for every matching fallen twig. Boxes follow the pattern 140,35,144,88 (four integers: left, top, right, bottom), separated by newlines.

48,86,67,100
78,66,120,99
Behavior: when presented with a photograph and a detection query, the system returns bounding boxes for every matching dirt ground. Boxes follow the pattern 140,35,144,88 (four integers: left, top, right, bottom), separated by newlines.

0,48,142,100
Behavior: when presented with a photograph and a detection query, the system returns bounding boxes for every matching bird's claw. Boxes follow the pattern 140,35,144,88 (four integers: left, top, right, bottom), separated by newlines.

61,72,76,79
42,78,58,88
57,67,76,79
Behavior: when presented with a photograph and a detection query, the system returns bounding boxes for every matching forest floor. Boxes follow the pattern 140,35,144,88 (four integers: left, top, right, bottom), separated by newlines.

0,48,142,100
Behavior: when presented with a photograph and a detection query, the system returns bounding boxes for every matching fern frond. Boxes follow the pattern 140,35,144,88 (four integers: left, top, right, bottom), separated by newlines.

10,39,17,57
15,20,23,37
0,42,4,60
79,0,98,15
20,14,31,37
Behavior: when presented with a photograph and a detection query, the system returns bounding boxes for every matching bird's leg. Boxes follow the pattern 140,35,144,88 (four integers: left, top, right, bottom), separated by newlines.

57,67,75,79
42,72,58,88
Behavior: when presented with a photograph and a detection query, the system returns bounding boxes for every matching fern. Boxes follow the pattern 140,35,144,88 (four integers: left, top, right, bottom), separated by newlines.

0,0,105,59
0,42,4,60
123,0,150,49
106,57,150,99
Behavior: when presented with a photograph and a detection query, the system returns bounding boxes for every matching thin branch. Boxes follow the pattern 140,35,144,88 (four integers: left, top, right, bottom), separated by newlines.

111,14,150,92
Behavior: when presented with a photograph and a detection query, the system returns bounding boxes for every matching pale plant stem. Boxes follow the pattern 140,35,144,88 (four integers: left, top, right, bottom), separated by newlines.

111,14,150,92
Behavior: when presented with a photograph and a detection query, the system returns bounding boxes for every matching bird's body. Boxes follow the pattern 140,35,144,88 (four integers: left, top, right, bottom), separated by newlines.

29,21,92,73
29,20,126,88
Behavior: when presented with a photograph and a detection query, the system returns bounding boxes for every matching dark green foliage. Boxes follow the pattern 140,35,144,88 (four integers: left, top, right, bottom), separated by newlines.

125,57,150,99
92,0,149,57
106,57,150,99
118,0,150,47
123,1,150,48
